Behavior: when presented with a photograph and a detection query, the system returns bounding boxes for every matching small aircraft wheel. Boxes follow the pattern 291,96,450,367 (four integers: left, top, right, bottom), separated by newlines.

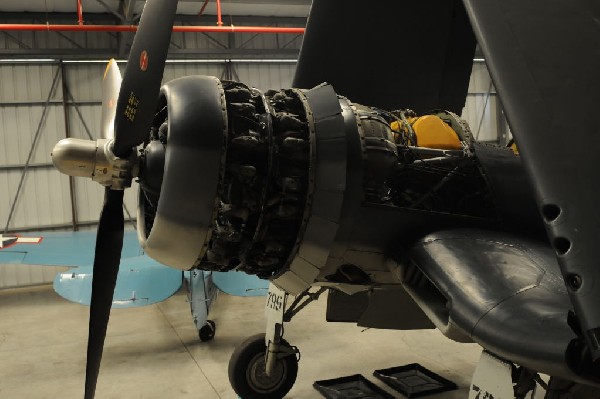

228,333,298,399
199,320,216,342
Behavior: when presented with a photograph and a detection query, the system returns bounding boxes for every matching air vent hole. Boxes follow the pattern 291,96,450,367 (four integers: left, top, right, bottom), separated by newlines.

553,237,571,255
542,204,561,222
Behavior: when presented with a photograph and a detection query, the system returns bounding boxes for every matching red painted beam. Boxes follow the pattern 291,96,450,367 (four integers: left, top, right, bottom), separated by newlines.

0,24,305,34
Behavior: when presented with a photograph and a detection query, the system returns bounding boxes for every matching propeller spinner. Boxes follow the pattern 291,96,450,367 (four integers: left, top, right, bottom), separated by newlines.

50,1,178,398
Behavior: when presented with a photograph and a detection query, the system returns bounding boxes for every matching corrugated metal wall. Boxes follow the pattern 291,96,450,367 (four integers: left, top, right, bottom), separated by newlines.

0,63,71,230
0,60,298,231
462,62,503,142
0,57,500,288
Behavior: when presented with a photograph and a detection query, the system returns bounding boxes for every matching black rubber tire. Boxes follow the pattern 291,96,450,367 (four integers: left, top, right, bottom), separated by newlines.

199,320,216,342
228,333,298,399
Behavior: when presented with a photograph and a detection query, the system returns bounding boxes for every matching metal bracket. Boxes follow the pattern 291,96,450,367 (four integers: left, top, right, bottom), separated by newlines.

92,139,138,189
283,286,327,322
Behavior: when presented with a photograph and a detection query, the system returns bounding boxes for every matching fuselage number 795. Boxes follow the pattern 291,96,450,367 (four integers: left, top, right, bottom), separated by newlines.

267,291,284,312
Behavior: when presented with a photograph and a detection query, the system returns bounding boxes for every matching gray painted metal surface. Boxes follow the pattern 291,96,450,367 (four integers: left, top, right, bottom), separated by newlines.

408,228,590,385
464,0,600,359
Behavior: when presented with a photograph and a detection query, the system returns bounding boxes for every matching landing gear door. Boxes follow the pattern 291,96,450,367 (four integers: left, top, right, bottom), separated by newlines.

469,351,514,399
265,283,287,345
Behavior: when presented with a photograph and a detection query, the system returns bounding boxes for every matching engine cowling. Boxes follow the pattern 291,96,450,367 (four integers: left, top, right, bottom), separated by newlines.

137,76,228,270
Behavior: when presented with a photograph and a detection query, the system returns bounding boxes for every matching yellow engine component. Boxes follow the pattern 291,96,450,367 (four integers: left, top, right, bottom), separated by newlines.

391,118,417,144
412,115,462,150
390,114,463,150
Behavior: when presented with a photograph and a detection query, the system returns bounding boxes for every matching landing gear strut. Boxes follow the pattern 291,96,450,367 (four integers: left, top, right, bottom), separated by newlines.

228,283,325,398
186,270,218,342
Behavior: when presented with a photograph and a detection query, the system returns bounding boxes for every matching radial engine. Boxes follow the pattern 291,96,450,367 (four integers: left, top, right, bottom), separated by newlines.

133,76,541,295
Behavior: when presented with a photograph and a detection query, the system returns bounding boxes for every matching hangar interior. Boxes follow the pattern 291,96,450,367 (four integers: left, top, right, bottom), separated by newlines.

0,1,515,398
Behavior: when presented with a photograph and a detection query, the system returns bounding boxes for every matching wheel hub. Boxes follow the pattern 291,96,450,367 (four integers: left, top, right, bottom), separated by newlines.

247,353,286,393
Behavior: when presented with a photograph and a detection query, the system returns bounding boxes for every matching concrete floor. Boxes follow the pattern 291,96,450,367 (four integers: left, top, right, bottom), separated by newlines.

0,284,483,398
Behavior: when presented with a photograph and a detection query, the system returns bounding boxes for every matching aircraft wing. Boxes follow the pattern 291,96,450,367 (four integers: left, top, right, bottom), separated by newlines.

406,228,588,382
0,230,140,266
54,255,182,309
292,0,475,114
0,230,182,308
212,271,269,297
461,0,600,357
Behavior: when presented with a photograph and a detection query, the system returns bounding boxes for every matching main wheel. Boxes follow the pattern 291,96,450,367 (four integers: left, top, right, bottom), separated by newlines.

228,333,298,399
199,320,216,342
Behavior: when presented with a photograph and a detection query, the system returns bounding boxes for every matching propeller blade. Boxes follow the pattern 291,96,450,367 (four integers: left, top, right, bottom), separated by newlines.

101,59,122,140
85,188,124,399
112,0,178,157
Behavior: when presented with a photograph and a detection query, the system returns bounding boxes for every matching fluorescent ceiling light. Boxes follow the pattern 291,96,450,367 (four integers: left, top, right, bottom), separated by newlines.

62,59,126,64
167,59,230,64
48,59,297,64
0,59,57,63
60,59,298,64
0,58,483,64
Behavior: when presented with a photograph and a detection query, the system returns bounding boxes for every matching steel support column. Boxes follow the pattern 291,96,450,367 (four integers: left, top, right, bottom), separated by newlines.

496,97,509,145
474,80,494,140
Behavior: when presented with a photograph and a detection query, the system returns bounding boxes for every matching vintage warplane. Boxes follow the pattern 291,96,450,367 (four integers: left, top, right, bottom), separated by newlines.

49,0,600,398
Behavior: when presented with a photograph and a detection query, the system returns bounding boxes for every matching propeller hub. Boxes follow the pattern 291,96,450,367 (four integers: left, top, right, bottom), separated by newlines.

51,138,138,190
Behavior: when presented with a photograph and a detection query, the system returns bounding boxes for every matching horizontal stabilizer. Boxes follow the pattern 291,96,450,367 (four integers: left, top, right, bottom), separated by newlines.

212,271,269,297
